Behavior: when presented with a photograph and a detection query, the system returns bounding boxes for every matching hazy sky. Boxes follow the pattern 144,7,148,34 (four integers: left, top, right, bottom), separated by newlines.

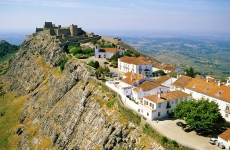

0,0,230,36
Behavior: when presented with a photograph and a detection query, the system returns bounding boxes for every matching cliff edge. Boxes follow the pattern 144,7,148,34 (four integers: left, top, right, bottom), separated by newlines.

1,31,162,150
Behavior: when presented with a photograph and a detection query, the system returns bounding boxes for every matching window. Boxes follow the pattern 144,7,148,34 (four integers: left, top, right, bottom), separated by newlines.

225,114,228,118
185,97,187,100
192,84,198,88
147,112,149,116
175,99,178,104
141,109,143,113
104,54,106,58
216,91,223,96
158,103,161,108
158,112,161,116
138,109,140,112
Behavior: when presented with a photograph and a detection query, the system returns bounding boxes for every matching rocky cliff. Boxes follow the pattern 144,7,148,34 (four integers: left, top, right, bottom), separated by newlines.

2,31,163,150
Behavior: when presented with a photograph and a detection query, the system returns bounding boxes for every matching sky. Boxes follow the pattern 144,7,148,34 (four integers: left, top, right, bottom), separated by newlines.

0,0,230,37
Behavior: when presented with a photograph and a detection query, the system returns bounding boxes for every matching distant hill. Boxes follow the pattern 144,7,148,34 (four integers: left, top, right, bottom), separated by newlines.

0,40,19,63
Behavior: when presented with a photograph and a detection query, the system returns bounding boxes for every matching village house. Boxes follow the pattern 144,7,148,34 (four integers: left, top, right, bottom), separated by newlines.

154,75,177,88
132,80,169,103
183,77,230,122
94,45,124,59
119,72,146,97
218,128,230,149
170,75,193,92
118,56,152,76
152,63,182,74
138,91,190,120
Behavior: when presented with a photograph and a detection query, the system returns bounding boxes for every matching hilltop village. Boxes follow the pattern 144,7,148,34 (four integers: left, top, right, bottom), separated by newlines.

34,22,230,149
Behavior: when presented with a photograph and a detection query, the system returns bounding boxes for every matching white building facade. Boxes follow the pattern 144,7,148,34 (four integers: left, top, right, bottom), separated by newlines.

218,129,230,149
118,56,152,76
95,46,124,59
137,91,190,120
132,80,169,103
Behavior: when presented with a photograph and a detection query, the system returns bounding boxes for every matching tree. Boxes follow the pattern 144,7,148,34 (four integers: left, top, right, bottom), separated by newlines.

124,50,133,57
174,99,224,128
153,70,166,76
87,60,95,67
133,52,140,57
94,61,100,69
184,67,201,78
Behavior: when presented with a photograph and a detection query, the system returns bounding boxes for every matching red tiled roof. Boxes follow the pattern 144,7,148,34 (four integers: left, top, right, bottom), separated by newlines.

121,72,145,85
133,81,161,92
172,76,193,89
185,78,230,102
219,128,230,141
144,91,190,103
119,56,151,65
99,48,117,53
153,63,177,71
154,75,171,84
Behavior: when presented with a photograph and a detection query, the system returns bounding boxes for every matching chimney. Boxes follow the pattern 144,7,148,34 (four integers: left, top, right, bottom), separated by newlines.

218,81,221,86
158,93,161,98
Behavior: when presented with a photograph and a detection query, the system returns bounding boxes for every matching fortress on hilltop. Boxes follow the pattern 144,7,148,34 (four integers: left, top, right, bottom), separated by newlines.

34,21,101,44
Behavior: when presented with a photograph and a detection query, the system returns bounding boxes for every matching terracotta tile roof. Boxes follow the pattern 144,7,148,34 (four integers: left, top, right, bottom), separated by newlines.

133,81,161,92
153,63,166,70
144,91,190,103
172,76,193,89
219,128,230,141
153,63,177,71
185,78,230,102
163,65,177,71
154,75,171,84
99,48,117,53
121,72,145,85
119,56,151,65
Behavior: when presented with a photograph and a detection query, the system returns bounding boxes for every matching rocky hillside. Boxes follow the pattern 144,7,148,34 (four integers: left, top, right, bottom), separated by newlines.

1,31,163,149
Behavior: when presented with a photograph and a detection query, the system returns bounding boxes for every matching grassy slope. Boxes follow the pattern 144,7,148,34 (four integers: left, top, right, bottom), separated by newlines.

0,92,30,150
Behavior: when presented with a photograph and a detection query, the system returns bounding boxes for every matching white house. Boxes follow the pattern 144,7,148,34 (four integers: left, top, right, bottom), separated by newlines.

138,91,190,120
132,80,169,103
119,72,145,97
154,75,177,88
118,56,152,76
152,63,182,74
184,77,230,122
94,45,124,59
218,129,230,149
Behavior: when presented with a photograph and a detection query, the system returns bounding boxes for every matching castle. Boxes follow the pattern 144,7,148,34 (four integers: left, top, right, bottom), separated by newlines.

35,22,101,44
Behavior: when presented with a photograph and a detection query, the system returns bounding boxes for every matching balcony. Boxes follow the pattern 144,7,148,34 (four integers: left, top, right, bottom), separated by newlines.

225,109,230,114
166,104,171,109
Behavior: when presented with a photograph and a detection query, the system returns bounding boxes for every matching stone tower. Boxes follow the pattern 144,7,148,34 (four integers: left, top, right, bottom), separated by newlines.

70,24,79,36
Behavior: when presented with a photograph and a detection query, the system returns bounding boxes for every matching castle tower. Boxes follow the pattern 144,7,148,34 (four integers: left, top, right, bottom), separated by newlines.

70,24,79,36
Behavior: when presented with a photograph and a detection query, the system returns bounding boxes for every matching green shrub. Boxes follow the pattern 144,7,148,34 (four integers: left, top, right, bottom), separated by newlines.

106,98,117,108
160,136,168,144
75,54,82,59
60,57,69,71
170,140,179,147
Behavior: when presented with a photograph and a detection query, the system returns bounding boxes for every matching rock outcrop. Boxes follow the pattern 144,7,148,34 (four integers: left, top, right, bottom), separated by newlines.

3,31,163,150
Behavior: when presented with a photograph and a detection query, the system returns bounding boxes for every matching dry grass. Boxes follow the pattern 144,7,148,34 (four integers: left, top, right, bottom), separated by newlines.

0,93,30,150
36,137,52,149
